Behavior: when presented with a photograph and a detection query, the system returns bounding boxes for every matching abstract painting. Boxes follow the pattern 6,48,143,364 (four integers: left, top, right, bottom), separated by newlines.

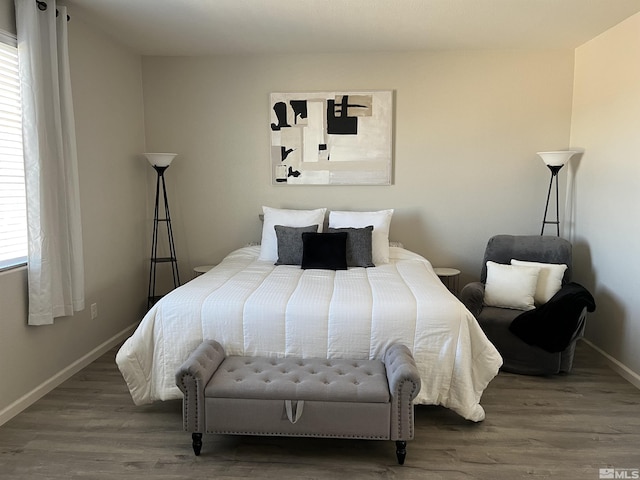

270,91,393,185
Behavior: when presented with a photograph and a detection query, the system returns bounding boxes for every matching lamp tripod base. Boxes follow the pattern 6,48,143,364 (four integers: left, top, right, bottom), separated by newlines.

148,166,180,309
540,165,563,236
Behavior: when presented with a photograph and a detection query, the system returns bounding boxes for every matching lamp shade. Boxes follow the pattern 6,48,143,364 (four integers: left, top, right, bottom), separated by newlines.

536,150,577,167
144,153,177,167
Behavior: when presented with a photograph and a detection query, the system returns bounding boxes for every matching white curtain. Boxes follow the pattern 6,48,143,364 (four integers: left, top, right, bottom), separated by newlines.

15,0,85,325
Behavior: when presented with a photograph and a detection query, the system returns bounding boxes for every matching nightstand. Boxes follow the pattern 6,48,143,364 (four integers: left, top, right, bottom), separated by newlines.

433,267,461,295
193,265,215,278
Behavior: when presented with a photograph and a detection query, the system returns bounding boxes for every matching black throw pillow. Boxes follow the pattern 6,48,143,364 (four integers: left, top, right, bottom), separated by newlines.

301,232,348,270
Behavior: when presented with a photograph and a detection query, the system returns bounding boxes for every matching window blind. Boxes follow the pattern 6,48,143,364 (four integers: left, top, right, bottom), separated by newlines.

0,37,27,270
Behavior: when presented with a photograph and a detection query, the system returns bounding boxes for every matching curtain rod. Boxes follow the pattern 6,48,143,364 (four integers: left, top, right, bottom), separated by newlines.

35,0,71,21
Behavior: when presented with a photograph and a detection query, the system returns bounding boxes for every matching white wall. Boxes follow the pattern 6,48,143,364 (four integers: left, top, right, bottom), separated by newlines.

0,1,147,419
141,50,575,287
571,13,640,382
0,0,11,33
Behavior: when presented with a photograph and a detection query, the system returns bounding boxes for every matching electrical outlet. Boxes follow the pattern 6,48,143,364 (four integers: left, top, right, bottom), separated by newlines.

91,303,98,320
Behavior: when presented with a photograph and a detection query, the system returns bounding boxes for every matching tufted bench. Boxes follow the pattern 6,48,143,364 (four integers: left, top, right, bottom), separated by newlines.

175,340,421,464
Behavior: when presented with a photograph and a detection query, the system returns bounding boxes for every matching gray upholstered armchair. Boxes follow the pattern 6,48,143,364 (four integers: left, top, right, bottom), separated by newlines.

460,235,589,375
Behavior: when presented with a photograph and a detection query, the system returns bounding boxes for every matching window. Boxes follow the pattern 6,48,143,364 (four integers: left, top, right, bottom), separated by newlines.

0,32,26,271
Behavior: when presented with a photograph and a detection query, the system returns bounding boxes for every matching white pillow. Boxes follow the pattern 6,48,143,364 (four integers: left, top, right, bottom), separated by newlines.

259,206,326,262
484,261,540,311
328,209,394,265
511,259,568,305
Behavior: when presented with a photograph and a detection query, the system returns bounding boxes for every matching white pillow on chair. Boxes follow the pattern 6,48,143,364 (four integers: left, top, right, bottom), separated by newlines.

511,259,568,305
484,261,540,311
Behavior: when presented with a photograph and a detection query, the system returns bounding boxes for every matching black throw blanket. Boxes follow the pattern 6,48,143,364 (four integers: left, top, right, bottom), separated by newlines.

509,282,596,353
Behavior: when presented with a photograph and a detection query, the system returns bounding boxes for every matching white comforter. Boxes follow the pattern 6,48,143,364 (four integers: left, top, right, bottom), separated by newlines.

116,246,502,422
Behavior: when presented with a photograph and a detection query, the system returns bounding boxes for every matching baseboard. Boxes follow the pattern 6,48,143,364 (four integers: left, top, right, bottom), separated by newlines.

0,322,137,427
582,338,640,390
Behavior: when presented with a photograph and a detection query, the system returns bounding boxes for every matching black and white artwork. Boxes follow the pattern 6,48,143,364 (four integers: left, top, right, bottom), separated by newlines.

270,91,393,185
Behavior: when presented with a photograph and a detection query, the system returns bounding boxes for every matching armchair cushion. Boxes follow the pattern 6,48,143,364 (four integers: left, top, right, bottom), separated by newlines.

477,305,569,375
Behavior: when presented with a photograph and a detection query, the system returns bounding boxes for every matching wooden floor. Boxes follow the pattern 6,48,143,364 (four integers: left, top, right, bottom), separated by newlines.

1,341,639,479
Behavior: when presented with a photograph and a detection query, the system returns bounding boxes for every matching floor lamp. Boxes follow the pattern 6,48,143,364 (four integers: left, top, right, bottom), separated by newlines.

145,153,181,308
537,150,577,236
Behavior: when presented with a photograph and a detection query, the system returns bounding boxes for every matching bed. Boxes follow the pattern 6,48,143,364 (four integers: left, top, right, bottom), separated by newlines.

116,220,503,422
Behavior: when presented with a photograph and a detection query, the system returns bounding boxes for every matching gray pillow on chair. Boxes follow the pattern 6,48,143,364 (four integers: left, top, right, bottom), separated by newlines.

274,224,318,265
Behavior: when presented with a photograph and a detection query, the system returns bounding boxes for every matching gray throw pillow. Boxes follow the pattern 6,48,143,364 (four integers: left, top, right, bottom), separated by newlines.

327,225,375,267
274,224,319,266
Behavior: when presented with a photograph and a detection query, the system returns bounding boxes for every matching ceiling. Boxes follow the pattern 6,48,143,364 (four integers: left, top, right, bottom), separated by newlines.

64,0,640,56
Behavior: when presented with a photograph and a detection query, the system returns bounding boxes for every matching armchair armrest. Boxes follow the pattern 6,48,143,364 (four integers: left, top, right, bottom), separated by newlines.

175,340,226,433
460,281,485,317
383,344,421,441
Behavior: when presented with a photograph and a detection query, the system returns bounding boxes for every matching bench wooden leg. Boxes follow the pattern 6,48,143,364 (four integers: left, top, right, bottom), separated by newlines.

395,440,407,465
192,433,203,456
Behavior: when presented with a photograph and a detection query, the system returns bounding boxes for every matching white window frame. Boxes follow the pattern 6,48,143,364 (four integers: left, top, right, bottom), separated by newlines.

0,30,27,272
